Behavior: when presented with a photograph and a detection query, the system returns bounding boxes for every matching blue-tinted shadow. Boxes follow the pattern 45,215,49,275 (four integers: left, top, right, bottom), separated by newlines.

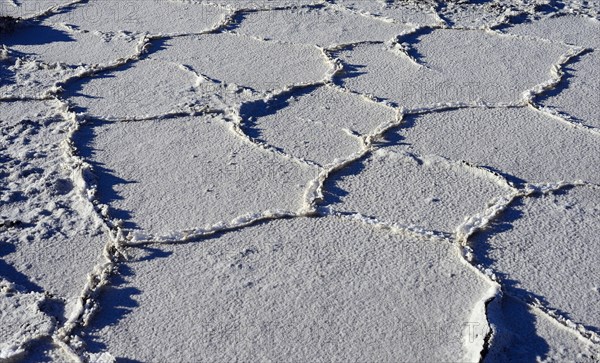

73,120,139,229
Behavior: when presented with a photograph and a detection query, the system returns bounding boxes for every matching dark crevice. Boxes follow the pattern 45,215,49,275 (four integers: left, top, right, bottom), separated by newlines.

478,292,498,363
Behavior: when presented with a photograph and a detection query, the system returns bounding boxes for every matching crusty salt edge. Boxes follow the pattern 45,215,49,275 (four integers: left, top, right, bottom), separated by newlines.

33,30,166,363
530,298,600,344
125,209,298,245
328,0,443,27
324,1,398,25
301,108,404,214
14,3,596,361
322,187,501,362
31,17,326,362
87,352,116,363
374,149,516,190
42,8,274,361
0,283,56,361
317,147,511,361
201,0,326,13
119,88,401,245
512,39,600,138
21,0,87,21
456,181,600,346
524,47,600,137
228,109,323,168
324,210,451,242
14,6,235,103
456,180,592,250
51,101,125,362
521,46,589,104
535,104,600,136
462,284,501,363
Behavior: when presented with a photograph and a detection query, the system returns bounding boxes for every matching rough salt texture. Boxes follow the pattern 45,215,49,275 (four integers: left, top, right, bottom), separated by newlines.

233,7,413,47
81,115,317,235
486,295,600,363
0,100,106,318
0,99,58,127
0,281,54,361
331,0,439,26
46,0,229,35
391,107,600,184
2,22,138,66
471,186,600,334
159,33,333,91
1,0,599,362
335,28,570,108
540,51,600,128
0,0,69,19
326,149,512,234
241,85,396,165
83,217,493,362
65,59,200,120
505,15,600,49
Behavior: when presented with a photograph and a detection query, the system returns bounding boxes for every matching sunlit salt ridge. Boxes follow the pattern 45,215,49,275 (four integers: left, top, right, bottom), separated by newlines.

1,0,599,362
82,114,317,235
325,149,513,234
83,217,494,363
471,185,600,335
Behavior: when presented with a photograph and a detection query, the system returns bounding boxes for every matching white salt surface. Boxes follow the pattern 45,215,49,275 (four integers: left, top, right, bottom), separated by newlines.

47,0,229,35
2,22,138,66
326,149,512,234
331,0,439,26
506,15,600,49
243,85,396,165
335,28,571,108
84,217,493,362
160,33,333,91
85,115,317,235
486,295,600,362
0,0,69,19
1,0,599,362
233,7,412,47
471,186,600,335
0,100,106,316
0,281,54,360
540,51,600,128
393,107,600,184
66,59,200,120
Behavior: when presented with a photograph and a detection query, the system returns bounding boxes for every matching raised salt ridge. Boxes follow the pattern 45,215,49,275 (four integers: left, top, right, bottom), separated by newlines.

1,0,599,361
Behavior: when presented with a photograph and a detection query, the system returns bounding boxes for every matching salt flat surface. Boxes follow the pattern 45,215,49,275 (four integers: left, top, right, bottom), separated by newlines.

540,51,600,128
335,29,570,108
233,7,412,47
84,217,493,362
486,295,600,362
0,281,54,360
505,15,600,49
0,54,80,99
0,0,68,19
392,107,600,184
326,149,512,234
0,99,57,127
1,102,104,300
83,115,317,235
66,59,200,120
47,0,228,35
3,22,138,65
159,33,332,91
202,0,322,8
1,0,599,362
331,1,438,26
471,186,600,335
241,85,396,165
